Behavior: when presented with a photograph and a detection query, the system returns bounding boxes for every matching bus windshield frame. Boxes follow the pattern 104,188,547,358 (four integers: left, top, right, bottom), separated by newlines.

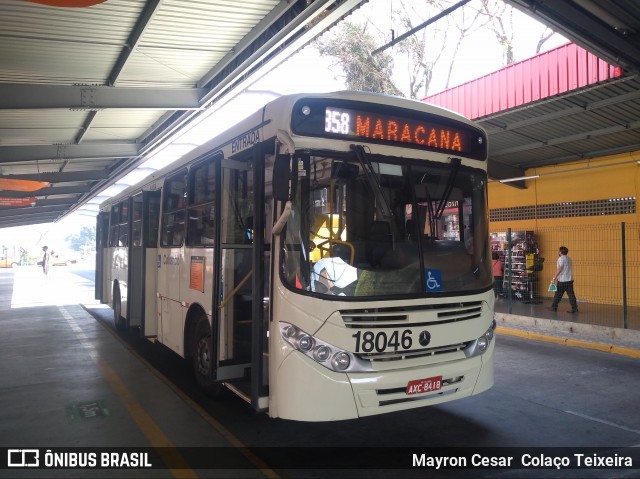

279,150,492,299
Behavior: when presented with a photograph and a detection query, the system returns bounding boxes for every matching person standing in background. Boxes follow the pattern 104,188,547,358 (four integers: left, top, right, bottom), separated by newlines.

551,246,578,313
492,252,504,299
42,245,50,277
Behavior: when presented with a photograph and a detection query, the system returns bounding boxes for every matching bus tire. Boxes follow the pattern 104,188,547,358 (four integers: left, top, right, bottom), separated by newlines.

192,316,224,397
113,284,126,331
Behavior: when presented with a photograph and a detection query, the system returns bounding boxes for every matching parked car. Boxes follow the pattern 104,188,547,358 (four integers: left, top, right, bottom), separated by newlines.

51,252,77,266
0,256,18,268
36,251,76,266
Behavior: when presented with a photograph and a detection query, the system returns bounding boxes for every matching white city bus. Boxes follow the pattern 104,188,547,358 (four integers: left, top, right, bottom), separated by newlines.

95,91,495,421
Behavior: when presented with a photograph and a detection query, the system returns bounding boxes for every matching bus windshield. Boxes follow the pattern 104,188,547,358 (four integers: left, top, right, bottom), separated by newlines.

281,150,492,298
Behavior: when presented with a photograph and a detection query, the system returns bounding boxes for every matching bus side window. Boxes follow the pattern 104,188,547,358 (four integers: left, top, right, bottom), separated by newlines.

161,169,187,247
108,204,120,247
187,160,216,247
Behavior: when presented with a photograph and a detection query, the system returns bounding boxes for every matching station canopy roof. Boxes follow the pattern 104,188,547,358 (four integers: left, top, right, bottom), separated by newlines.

488,0,640,187
0,0,639,228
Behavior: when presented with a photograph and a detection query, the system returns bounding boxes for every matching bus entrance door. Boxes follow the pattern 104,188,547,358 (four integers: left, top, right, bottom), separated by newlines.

95,212,109,303
216,163,253,392
128,191,160,337
215,152,269,413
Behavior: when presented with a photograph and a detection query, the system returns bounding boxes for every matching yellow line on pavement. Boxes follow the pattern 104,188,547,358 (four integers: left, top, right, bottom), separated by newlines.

60,307,198,479
84,306,280,479
96,356,198,478
497,326,640,359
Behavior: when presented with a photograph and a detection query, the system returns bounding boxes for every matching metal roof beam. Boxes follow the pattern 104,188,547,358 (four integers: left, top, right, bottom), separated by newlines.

482,87,640,135
515,142,640,168
0,84,205,110
0,218,60,228
491,119,640,157
0,212,64,224
0,143,139,164
109,0,162,86
33,198,79,207
0,216,62,229
0,185,91,198
2,170,108,183
0,205,68,219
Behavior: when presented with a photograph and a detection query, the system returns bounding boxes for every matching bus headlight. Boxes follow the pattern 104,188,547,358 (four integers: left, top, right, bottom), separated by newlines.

313,345,331,362
332,352,351,371
283,324,297,339
298,335,314,352
463,320,497,358
279,322,371,372
484,327,494,341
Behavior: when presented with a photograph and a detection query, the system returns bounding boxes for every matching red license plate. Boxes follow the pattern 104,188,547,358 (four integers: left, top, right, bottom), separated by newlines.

406,376,442,395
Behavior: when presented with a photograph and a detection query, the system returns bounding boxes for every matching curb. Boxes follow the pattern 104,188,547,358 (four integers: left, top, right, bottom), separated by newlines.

496,326,640,359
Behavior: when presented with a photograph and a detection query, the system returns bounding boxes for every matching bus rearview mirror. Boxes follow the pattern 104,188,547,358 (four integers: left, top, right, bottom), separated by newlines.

273,155,291,202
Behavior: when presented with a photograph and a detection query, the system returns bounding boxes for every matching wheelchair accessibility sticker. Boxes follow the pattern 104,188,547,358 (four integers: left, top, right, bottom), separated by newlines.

425,269,443,291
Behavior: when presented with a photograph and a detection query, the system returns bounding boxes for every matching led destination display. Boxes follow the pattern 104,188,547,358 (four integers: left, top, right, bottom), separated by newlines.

291,99,487,160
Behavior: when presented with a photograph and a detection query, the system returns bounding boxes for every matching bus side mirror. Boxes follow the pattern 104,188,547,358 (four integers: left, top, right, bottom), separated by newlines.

273,154,291,202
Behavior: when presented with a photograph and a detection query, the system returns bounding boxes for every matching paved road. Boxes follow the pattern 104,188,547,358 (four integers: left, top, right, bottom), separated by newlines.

8,266,637,478
77,267,640,478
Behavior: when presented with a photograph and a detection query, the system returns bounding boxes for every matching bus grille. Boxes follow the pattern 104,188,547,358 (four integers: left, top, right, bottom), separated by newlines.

339,301,483,329
357,341,471,362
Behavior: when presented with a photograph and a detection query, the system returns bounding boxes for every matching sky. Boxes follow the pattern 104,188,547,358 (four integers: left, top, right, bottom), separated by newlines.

0,0,568,252
255,0,567,97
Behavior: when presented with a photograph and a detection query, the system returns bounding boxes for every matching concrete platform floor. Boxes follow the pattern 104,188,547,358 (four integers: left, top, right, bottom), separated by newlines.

0,267,268,478
0,265,638,478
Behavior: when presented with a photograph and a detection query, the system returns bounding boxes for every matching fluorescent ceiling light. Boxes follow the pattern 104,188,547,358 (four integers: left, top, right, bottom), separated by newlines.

499,175,540,183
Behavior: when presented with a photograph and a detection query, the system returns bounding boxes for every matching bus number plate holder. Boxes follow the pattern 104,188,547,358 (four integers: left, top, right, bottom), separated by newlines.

406,376,442,395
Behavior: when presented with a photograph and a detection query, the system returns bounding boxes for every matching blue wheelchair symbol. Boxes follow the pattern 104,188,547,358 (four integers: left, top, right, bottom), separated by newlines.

425,269,443,291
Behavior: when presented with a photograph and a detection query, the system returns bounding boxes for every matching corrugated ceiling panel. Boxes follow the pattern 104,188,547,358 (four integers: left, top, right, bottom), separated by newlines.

83,108,165,141
0,39,120,83
81,127,150,142
118,50,226,87
0,158,114,175
0,110,86,145
143,0,280,49
89,109,165,127
0,0,144,83
90,109,164,126
117,0,280,85
0,110,85,129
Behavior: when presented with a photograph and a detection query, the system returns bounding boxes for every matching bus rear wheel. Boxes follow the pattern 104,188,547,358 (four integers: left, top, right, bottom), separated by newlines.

113,285,126,331
192,316,224,397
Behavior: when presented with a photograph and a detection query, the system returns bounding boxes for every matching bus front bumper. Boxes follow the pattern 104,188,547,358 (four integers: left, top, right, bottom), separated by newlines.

271,342,494,421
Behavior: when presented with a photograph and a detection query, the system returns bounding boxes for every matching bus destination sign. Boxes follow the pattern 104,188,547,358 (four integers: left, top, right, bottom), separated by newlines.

291,99,487,160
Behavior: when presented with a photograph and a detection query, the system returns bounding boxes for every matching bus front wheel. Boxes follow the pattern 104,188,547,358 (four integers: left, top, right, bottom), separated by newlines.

192,316,224,397
113,285,126,331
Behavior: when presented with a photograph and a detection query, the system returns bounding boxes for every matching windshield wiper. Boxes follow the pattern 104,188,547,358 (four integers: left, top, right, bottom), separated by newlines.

352,145,393,220
420,157,461,240
434,157,462,219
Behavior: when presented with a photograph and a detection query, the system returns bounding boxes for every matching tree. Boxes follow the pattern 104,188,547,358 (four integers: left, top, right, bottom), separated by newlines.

478,0,514,65
536,27,556,54
394,0,486,98
315,21,403,95
66,226,95,253
315,0,560,99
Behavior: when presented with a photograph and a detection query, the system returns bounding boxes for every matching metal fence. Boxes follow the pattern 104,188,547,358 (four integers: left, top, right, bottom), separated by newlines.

493,222,639,330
